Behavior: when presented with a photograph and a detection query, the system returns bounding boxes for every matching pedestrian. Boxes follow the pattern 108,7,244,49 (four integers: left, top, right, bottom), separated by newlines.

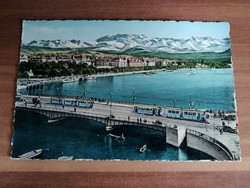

74,107,76,112
140,118,142,123
219,128,223,135
128,116,130,121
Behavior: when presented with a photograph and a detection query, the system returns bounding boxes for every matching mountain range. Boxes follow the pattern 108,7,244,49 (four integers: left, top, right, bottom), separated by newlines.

24,34,230,54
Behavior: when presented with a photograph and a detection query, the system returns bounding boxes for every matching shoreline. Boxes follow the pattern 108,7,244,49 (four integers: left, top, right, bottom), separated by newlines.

92,69,164,78
17,68,166,82
18,67,225,81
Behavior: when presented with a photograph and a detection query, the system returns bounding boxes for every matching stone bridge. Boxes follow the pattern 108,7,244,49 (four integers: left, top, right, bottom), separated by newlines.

16,106,166,132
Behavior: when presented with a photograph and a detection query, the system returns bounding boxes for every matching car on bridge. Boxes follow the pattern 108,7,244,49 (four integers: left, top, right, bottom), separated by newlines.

154,120,162,125
222,126,237,134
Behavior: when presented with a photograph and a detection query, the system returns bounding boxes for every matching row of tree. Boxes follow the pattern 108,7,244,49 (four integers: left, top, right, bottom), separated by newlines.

18,59,231,78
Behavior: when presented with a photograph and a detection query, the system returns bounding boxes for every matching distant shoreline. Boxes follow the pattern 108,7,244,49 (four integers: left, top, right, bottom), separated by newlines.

92,69,163,78
17,67,231,81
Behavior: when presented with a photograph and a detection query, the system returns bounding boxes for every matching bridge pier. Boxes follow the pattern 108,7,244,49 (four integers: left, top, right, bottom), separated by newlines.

166,126,186,147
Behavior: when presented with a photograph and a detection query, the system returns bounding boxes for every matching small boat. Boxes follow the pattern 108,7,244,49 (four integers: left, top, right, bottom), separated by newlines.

58,156,74,160
145,71,156,75
48,118,66,123
187,70,195,75
62,77,78,83
166,69,173,72
19,149,43,159
109,133,125,140
45,79,63,84
84,75,96,80
139,144,147,153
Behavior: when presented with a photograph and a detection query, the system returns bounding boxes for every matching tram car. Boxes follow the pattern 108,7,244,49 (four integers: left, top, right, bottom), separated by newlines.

161,108,205,122
64,99,77,106
50,97,93,108
50,98,63,105
133,105,161,116
77,99,93,108
133,105,205,122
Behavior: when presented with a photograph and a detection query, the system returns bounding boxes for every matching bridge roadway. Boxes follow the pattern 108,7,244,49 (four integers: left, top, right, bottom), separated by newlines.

16,95,240,160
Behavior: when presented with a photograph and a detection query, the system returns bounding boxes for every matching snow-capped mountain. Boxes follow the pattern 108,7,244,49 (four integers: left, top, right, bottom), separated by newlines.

27,39,94,48
25,34,230,53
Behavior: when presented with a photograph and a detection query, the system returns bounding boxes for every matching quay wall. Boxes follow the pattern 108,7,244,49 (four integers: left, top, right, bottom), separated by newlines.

186,132,232,160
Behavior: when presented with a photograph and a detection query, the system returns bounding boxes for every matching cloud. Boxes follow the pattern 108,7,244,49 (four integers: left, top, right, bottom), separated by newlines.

32,26,58,35
26,26,68,41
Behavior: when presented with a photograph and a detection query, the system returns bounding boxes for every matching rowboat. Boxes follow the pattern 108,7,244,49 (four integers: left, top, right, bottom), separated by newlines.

18,149,43,159
109,133,125,140
139,144,147,153
58,156,74,160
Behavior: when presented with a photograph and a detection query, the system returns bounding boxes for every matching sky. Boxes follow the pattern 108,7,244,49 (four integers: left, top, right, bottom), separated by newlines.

22,20,230,43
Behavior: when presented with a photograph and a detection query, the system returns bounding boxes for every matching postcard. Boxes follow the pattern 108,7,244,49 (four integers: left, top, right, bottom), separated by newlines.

11,20,240,161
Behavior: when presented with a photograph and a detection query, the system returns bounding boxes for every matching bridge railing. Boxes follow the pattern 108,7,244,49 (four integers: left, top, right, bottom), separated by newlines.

186,129,234,160
19,94,163,109
17,103,108,119
16,102,166,127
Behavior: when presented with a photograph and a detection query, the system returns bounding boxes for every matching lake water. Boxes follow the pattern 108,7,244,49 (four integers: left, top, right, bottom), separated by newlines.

12,111,213,160
13,68,235,160
22,68,235,111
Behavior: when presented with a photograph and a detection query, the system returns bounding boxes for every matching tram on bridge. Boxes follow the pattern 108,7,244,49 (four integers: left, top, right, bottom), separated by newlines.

133,105,205,122
50,97,93,108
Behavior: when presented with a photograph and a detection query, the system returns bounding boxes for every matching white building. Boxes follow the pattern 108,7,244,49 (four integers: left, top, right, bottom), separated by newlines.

19,55,28,63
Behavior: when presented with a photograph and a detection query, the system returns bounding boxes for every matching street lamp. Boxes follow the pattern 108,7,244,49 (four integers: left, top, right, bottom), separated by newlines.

173,99,176,108
83,83,86,98
213,123,215,140
189,93,193,109
110,92,113,116
132,88,136,105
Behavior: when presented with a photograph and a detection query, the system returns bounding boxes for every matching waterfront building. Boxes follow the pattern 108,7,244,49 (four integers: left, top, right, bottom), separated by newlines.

127,57,144,67
71,54,87,64
29,55,42,62
118,56,127,67
95,56,128,68
144,58,156,67
58,57,72,63
162,59,178,66
41,54,59,63
155,60,163,67
19,55,29,63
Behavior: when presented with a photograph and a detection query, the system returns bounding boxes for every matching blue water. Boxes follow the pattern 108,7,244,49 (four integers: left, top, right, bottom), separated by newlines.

12,111,213,160
13,68,235,160
23,68,235,111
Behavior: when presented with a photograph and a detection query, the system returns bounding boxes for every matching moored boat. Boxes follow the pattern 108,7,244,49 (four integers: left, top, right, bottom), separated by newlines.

18,149,43,159
58,156,74,160
145,71,156,75
45,79,63,84
62,77,78,83
187,70,195,75
84,75,96,80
